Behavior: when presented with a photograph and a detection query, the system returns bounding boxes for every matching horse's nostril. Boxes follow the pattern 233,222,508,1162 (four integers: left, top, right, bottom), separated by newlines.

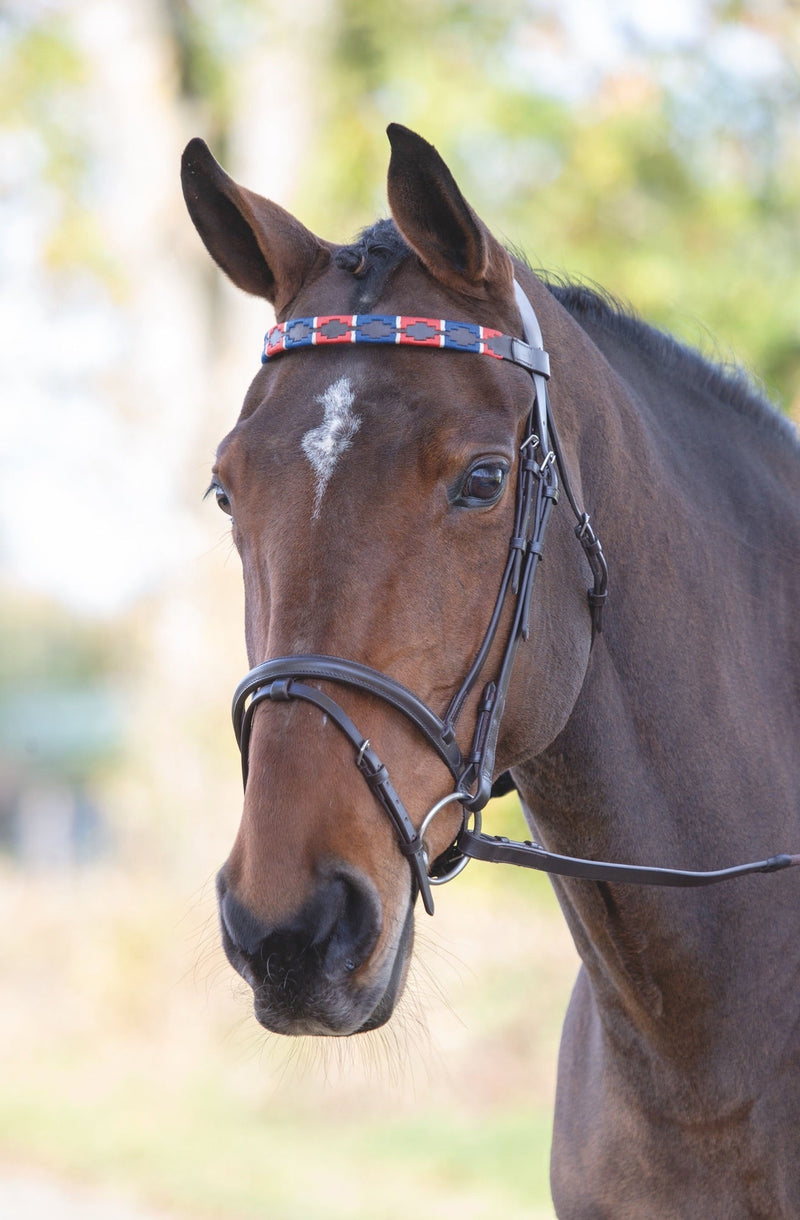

218,881,272,958
216,866,382,986
321,868,382,977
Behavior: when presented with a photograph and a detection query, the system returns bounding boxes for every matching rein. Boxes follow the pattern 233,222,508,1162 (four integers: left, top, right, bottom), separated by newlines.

232,282,799,914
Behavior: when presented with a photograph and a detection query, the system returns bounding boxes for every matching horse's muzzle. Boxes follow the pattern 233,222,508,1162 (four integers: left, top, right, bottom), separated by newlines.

215,866,413,1035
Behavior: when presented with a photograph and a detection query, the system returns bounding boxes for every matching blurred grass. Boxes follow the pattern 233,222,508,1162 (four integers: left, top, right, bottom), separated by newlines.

0,804,577,1218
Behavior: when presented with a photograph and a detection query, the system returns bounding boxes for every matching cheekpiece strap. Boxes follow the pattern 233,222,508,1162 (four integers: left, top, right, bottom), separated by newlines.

262,313,551,378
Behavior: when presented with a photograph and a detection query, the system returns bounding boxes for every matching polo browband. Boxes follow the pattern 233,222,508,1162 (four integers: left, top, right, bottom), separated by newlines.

262,310,552,377
231,281,799,914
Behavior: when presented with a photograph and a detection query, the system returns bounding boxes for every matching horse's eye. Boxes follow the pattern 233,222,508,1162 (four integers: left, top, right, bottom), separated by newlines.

455,461,509,507
205,481,233,516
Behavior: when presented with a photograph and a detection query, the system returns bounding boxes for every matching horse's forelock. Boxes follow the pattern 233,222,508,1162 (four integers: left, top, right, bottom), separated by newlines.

334,220,410,309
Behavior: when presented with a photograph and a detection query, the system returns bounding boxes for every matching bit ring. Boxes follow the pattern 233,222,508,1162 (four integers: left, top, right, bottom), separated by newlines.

419,791,482,886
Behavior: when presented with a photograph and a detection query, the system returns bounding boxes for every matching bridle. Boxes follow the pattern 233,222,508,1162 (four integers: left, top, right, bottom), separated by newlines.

231,281,799,914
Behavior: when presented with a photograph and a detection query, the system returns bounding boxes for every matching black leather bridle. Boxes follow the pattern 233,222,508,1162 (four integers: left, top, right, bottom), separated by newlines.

231,282,799,914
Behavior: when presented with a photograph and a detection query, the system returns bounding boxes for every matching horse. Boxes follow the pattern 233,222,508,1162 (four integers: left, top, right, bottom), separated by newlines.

181,124,800,1217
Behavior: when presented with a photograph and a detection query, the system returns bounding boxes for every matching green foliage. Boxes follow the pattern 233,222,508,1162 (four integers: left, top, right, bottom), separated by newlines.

7,3,798,407
0,13,88,217
163,0,277,151
0,13,86,125
0,9,116,282
283,3,800,413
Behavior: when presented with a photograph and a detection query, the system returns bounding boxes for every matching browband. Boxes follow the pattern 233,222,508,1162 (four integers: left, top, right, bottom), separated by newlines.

262,312,551,378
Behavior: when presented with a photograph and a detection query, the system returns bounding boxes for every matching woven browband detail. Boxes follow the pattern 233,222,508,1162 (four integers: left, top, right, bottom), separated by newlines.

262,313,549,376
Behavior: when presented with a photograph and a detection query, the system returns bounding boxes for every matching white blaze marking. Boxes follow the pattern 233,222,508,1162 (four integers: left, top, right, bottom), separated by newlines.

302,377,361,518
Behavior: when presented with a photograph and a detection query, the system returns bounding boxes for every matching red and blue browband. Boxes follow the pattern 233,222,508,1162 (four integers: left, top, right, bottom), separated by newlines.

262,314,550,377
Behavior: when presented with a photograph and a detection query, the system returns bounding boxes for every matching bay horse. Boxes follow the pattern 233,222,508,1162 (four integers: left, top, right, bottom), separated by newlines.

182,124,800,1217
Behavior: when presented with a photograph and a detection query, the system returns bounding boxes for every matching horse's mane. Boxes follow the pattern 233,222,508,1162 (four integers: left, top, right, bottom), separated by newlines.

545,278,798,449
337,221,797,448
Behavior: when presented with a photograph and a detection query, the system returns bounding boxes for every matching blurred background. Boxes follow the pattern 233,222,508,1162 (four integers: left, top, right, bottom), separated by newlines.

1,1,798,1217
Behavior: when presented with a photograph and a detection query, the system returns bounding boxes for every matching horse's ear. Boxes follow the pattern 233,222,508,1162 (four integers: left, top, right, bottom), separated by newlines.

386,124,512,298
181,138,329,312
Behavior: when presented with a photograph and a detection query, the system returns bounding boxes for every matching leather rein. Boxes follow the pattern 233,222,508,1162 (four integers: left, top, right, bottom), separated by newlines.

231,282,799,914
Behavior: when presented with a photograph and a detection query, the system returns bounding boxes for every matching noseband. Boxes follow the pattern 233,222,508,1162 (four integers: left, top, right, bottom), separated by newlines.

231,282,799,914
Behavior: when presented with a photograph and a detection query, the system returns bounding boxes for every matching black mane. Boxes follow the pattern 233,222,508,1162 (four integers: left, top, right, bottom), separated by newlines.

546,279,797,448
336,221,796,448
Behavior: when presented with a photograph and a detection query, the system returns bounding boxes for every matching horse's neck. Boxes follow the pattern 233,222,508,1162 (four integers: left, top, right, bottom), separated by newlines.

521,316,800,1056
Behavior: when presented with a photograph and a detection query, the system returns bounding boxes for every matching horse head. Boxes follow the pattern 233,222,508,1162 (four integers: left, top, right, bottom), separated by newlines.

181,125,593,1035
